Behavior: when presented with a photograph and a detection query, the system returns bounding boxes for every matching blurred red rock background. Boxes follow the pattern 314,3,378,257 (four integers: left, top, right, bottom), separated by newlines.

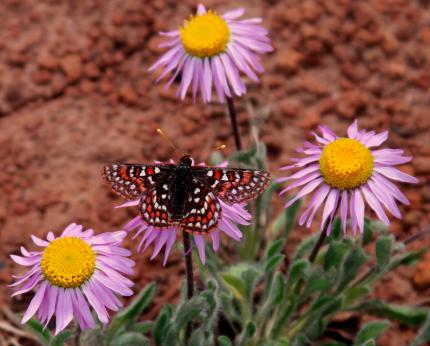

0,0,429,344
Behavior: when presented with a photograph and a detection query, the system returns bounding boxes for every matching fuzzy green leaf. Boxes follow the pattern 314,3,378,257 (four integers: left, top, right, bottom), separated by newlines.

375,236,393,269
324,240,352,271
218,336,233,346
129,321,153,334
50,331,72,346
221,273,247,301
354,320,389,345
410,312,430,346
344,285,371,306
303,268,332,297
267,273,286,305
153,305,172,346
237,321,257,345
266,238,286,259
293,234,320,260
337,248,368,291
362,218,373,246
25,319,51,345
111,332,149,346
241,266,260,300
330,218,342,239
352,300,428,326
174,298,202,330
387,248,426,271
114,282,156,322
308,296,343,316
265,254,285,273
286,259,310,289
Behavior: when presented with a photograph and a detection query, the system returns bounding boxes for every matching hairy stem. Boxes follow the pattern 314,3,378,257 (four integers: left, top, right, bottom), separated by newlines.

226,97,242,151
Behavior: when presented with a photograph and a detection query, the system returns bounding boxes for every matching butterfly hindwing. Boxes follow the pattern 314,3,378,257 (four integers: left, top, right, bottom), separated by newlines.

180,179,221,234
103,164,173,200
139,183,174,227
192,167,270,204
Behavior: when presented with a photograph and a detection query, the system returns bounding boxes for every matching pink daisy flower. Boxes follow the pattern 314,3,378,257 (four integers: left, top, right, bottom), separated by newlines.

278,120,419,235
121,200,250,265
10,223,135,334
149,3,272,103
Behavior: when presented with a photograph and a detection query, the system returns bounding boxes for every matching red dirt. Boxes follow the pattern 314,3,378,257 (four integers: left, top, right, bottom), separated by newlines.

0,0,430,345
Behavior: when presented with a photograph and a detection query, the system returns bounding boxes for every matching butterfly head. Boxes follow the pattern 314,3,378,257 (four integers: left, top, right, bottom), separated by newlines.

179,155,192,166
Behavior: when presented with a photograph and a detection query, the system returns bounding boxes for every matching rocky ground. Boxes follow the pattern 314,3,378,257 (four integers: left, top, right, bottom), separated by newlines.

0,0,429,345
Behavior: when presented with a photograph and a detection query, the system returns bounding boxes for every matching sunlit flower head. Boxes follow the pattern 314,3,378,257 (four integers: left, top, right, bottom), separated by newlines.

149,4,272,103
118,160,251,265
278,120,419,235
10,224,134,334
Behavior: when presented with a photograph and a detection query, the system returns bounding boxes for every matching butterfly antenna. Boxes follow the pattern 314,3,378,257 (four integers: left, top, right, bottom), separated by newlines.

156,128,181,153
214,144,226,151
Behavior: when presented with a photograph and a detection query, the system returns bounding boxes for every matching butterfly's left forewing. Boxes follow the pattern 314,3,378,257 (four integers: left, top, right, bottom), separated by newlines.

103,163,174,200
192,167,271,204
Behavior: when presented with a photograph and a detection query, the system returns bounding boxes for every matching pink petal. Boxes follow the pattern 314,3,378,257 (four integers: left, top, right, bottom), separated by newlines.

82,283,109,324
354,190,365,234
340,190,348,235
22,281,48,324
361,185,390,226
374,166,418,184
223,8,245,20
197,4,206,14
321,189,339,229
347,120,358,138
284,177,324,208
194,234,206,264
210,230,220,251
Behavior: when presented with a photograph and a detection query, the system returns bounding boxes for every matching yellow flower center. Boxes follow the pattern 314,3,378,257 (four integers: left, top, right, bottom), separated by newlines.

319,138,374,190
180,11,230,58
41,237,96,288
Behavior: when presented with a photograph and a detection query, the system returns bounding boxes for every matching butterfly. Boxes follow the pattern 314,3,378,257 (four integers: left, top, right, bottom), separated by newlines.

103,155,271,234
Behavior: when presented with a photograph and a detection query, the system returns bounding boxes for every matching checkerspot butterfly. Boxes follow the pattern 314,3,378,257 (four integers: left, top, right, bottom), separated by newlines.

103,155,270,234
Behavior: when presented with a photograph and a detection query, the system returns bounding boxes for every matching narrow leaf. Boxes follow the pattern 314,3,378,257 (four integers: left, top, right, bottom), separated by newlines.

352,300,427,326
114,282,156,322
218,336,233,346
24,319,51,345
111,332,149,346
50,331,72,346
354,320,390,345
375,236,393,269
410,312,430,346
221,273,247,301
